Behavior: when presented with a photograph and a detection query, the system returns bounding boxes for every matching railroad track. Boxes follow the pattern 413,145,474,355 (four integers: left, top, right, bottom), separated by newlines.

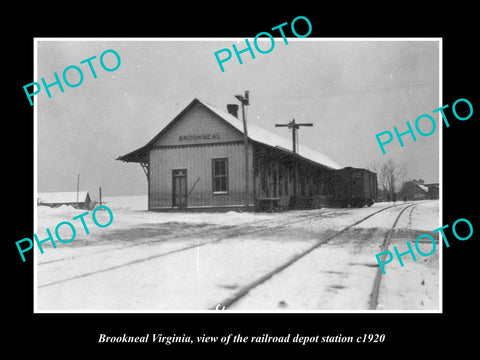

368,202,420,310
38,201,426,311
37,208,357,288
210,201,423,310
38,212,318,266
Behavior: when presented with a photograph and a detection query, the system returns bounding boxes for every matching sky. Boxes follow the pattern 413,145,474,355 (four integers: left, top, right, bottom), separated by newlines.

36,39,440,199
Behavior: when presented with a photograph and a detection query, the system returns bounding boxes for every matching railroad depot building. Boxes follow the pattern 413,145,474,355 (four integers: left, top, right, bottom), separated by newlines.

117,98,343,211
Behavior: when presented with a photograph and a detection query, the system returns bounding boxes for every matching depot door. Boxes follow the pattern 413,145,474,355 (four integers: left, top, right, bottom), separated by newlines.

172,169,187,209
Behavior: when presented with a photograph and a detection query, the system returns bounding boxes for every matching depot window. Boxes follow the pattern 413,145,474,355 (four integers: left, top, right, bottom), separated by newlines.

212,158,228,194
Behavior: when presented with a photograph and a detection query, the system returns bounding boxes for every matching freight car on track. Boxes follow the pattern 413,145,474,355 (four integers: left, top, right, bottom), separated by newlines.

327,167,378,208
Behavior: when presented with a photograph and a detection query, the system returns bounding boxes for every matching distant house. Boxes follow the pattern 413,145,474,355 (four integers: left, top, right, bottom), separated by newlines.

399,180,428,200
37,191,92,209
425,183,439,199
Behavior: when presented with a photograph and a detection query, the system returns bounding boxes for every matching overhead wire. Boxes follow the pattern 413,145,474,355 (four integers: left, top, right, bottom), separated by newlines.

254,81,438,100
37,120,144,146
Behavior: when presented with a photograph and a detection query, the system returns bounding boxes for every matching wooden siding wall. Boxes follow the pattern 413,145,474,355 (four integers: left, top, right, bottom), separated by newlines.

144,101,336,210
149,143,254,209
253,145,333,207
154,102,243,147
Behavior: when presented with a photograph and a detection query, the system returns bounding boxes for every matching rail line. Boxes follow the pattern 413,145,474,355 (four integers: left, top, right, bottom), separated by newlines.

38,219,266,266
38,202,422,297
38,207,373,288
38,210,326,266
210,201,422,310
368,203,418,310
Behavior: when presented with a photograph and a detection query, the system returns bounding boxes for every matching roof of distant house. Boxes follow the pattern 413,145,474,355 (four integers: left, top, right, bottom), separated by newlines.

38,191,91,204
418,184,429,192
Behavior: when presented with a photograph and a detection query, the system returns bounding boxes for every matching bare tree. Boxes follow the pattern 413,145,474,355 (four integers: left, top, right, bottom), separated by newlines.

381,158,408,202
368,159,408,202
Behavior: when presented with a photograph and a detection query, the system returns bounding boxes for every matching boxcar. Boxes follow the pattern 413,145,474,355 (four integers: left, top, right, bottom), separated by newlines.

328,167,377,207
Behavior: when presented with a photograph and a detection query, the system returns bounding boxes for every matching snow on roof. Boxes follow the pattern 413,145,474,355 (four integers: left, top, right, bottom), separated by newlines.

418,184,429,192
200,99,342,170
118,98,342,170
38,191,90,204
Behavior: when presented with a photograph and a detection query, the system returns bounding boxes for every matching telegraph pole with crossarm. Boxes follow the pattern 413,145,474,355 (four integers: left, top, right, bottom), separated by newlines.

275,118,313,153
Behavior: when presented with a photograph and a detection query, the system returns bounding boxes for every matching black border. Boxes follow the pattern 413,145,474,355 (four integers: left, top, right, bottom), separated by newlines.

6,5,479,355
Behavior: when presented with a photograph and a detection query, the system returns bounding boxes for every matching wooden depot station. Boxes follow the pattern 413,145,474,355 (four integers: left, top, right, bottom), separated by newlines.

117,97,366,212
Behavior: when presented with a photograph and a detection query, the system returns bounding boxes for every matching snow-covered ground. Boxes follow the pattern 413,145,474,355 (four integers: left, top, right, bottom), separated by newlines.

34,196,440,312
232,202,440,311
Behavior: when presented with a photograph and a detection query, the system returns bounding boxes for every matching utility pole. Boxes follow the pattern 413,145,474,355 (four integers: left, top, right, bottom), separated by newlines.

235,90,250,209
275,118,313,153
275,119,313,201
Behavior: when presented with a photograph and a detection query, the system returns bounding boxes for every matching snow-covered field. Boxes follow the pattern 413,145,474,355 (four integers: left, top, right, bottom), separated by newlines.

34,196,440,312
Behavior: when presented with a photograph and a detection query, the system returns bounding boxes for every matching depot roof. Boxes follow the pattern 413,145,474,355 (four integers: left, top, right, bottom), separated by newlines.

117,98,342,170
